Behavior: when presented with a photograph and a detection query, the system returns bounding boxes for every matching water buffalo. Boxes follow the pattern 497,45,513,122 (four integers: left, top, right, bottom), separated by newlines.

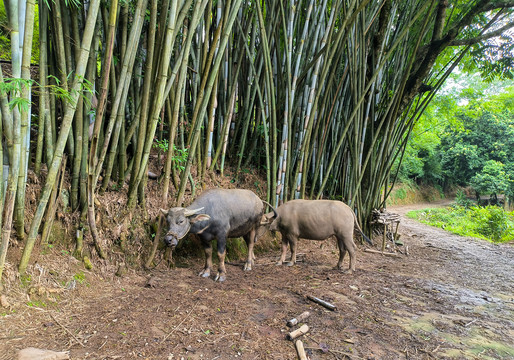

263,199,373,274
160,189,276,282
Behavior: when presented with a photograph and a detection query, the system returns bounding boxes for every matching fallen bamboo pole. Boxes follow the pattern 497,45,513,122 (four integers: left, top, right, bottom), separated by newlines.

287,311,311,327
287,324,309,340
295,340,308,360
364,248,400,257
306,295,336,311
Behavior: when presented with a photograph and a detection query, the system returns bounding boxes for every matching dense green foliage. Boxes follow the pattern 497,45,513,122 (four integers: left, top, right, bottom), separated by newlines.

407,205,514,243
0,1,10,59
440,110,514,194
0,2,39,62
397,77,514,202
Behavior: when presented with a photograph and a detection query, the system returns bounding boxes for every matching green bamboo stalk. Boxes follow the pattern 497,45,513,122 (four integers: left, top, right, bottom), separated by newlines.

35,2,49,175
70,5,84,211
162,17,192,203
19,0,101,275
203,76,218,175
14,0,36,241
234,16,260,175
128,0,184,208
0,95,3,220
254,0,276,203
5,0,21,246
49,0,68,94
86,0,120,257
127,0,158,198
176,0,242,205
41,155,67,246
94,0,141,189
0,68,19,282
80,27,100,216
133,0,209,208
210,48,244,174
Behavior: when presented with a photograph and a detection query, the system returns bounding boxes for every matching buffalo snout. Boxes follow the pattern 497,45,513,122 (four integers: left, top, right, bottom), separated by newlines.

164,233,179,248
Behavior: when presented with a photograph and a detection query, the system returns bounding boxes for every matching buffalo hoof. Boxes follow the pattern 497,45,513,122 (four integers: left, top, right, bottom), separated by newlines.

214,272,226,282
243,262,252,271
199,269,211,278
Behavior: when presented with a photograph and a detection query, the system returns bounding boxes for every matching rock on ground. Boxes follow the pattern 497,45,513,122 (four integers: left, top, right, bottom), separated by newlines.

17,348,69,360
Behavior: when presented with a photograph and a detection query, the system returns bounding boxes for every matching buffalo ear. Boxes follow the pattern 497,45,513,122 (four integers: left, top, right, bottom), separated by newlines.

189,214,210,224
160,208,169,216
260,214,270,225
260,212,276,225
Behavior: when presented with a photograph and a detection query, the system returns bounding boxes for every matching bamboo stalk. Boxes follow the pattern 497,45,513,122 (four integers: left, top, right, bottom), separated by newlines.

0,67,20,282
127,0,157,199
14,0,36,241
176,0,242,205
41,155,67,246
19,0,102,275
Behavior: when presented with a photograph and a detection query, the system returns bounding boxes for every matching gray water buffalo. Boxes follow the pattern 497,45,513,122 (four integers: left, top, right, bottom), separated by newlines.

160,189,276,282
264,199,373,274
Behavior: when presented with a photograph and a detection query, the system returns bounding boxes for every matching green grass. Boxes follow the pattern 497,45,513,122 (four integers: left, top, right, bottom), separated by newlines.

407,205,514,243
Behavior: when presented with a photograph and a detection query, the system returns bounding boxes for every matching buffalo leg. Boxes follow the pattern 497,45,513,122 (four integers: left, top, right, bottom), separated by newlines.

243,230,256,271
338,233,356,274
215,236,227,282
336,236,347,270
286,234,298,267
276,232,289,265
199,242,213,278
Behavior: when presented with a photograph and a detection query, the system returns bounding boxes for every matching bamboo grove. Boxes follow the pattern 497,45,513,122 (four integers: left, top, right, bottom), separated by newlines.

0,0,513,278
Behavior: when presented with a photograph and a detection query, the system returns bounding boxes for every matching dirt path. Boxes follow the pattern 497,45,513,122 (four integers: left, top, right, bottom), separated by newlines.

1,203,513,359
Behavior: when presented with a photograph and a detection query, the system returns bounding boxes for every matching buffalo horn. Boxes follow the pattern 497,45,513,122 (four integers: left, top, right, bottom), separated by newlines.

184,207,205,217
262,201,278,219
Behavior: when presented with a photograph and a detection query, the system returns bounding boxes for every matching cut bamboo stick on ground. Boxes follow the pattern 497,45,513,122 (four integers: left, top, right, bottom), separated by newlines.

306,295,336,311
287,311,311,327
295,339,308,360
287,324,309,340
364,248,400,257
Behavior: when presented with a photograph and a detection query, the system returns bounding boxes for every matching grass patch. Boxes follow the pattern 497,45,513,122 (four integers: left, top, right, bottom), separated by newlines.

27,300,47,308
407,205,514,243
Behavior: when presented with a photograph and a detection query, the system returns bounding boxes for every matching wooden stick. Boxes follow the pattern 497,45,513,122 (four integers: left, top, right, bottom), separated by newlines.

306,295,336,311
145,214,164,269
364,248,400,257
287,324,309,340
464,319,477,327
295,340,308,360
162,301,199,342
382,223,387,252
287,311,311,327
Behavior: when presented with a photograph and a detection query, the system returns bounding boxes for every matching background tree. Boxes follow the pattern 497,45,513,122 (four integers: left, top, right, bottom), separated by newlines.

398,75,514,204
470,160,510,201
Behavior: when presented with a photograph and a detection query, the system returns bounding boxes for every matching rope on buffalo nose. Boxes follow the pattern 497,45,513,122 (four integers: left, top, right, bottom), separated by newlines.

166,222,191,241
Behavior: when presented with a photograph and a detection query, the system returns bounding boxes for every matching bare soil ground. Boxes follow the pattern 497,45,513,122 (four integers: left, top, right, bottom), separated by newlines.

1,202,513,360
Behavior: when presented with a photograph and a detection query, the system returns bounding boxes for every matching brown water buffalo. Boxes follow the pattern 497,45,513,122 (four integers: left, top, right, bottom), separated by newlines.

160,189,277,282
264,199,372,274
